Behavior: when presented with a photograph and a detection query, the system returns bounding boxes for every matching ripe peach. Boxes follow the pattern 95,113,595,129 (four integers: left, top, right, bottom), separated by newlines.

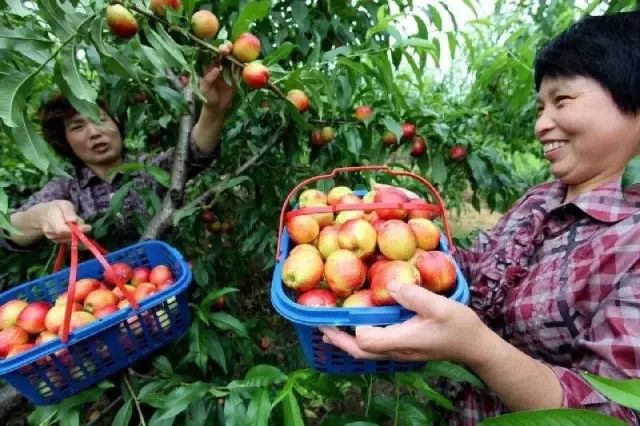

287,89,309,113
242,61,270,89
0,326,29,357
342,289,375,308
113,284,136,301
324,249,366,297
299,189,327,207
371,260,420,306
335,210,365,225
134,282,158,301
339,193,363,206
327,187,353,205
310,130,325,146
232,32,261,62
407,199,437,220
382,131,397,145
0,300,27,329
94,305,118,319
337,219,377,259
286,214,319,245
290,244,321,258
374,189,408,220
6,343,34,358
320,127,335,142
377,220,417,261
450,145,467,161
297,289,337,307
61,311,96,335
45,304,80,333
104,263,133,287
367,259,391,283
16,301,51,334
149,265,173,286
84,289,119,314
413,251,457,294
282,251,324,292
317,225,341,260
35,330,58,345
402,122,416,139
106,4,138,39
149,0,180,17
131,266,151,286
411,137,426,157
303,202,333,228
354,105,372,121
408,218,440,251
190,10,219,40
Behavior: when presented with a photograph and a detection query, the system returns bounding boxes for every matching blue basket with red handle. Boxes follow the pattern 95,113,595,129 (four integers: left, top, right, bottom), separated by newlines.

271,165,470,374
0,238,192,405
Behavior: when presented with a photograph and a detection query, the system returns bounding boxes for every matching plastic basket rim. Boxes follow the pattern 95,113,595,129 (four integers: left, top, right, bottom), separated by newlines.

0,239,191,374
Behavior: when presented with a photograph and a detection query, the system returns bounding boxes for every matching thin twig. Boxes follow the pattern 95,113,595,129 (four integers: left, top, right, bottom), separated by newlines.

309,118,360,126
123,373,147,426
86,396,123,426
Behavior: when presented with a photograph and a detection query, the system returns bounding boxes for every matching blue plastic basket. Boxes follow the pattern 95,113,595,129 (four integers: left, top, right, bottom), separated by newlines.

0,240,192,405
271,185,470,374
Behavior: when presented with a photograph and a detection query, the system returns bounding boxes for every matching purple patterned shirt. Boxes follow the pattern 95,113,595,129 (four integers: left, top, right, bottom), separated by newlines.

4,139,216,248
447,178,640,425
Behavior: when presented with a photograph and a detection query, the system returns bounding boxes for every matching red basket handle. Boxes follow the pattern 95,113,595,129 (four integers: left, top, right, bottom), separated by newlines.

276,165,455,261
58,222,138,343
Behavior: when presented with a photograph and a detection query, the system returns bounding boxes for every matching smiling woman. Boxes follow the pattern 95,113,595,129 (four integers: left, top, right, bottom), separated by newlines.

322,10,640,425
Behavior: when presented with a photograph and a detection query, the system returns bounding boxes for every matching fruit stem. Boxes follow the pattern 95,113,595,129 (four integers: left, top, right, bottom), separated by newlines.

115,1,288,100
365,374,374,417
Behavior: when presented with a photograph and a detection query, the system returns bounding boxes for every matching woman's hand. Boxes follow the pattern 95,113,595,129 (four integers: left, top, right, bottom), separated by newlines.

321,282,490,365
199,64,237,114
40,200,91,244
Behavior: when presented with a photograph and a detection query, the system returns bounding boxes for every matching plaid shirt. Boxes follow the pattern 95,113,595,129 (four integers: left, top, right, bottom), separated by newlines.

447,178,640,425
3,138,216,249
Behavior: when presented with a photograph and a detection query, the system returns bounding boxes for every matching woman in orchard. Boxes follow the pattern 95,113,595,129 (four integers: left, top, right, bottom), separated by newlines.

3,64,235,249
322,11,640,425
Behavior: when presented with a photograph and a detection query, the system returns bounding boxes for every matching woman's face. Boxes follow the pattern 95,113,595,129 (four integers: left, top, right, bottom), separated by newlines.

535,75,640,189
63,108,123,167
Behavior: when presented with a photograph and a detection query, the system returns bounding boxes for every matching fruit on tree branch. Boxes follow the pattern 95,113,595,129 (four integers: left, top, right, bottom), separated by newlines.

354,105,372,121
242,62,270,89
232,33,261,62
287,90,309,113
191,10,219,40
149,0,180,17
106,5,139,39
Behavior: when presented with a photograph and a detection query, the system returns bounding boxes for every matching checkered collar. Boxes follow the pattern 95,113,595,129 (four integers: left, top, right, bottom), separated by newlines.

549,178,640,223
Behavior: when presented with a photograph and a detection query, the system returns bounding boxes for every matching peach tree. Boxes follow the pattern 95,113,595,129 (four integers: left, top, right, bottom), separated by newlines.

1,0,639,424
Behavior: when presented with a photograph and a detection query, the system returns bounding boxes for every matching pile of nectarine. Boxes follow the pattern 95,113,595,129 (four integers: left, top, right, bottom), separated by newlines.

0,263,175,360
282,186,458,308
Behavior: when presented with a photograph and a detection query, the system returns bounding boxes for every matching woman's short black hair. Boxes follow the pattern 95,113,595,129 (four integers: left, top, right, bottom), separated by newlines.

534,11,640,114
39,94,127,166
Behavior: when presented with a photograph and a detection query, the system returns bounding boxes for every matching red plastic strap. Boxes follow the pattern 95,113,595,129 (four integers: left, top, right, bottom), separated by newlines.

60,231,78,343
53,243,67,273
285,201,443,220
58,222,138,343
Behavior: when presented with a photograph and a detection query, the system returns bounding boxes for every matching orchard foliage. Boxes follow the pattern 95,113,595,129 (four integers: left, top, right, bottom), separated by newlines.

1,0,640,424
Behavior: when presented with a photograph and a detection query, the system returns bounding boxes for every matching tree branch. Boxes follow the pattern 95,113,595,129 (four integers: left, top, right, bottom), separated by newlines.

140,79,194,241
181,129,283,212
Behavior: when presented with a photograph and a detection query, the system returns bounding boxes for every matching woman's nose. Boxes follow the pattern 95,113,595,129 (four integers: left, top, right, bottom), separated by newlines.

534,110,555,140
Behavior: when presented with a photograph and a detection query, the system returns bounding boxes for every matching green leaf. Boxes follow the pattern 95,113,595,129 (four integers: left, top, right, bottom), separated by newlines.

231,0,270,41
383,116,402,140
0,28,55,64
5,0,30,16
245,364,287,386
0,187,7,213
156,25,188,68
0,212,21,235
422,361,485,390
144,23,185,69
112,399,133,426
148,165,171,188
291,1,309,31
621,156,640,190
395,372,454,410
7,111,50,172
0,72,31,127
581,372,640,411
321,46,352,62
214,175,250,193
345,127,362,160
246,388,271,426
281,392,304,426
208,312,248,337
173,206,198,226
427,5,442,31
480,408,626,425
430,154,448,186
207,336,227,372
61,43,97,102
54,59,100,122
263,42,296,65
60,410,80,426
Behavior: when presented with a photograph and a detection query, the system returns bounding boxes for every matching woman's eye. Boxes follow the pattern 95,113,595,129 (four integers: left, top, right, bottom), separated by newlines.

555,95,570,106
